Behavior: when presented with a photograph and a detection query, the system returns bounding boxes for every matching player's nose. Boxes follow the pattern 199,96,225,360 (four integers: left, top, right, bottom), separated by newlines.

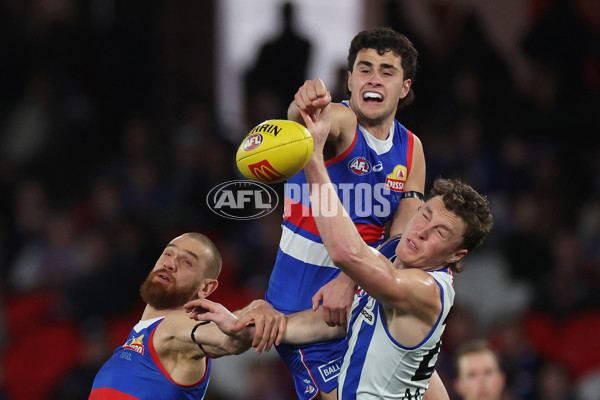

164,256,176,271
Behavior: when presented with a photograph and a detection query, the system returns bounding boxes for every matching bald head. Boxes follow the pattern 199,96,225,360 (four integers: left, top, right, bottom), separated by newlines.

181,232,222,279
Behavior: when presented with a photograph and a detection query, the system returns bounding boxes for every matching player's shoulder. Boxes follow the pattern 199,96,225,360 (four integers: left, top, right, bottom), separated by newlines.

329,102,357,142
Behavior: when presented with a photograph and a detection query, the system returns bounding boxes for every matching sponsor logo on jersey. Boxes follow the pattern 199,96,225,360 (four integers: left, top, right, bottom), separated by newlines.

243,133,263,151
348,156,371,175
373,161,384,172
360,297,376,325
385,164,408,192
318,357,343,382
123,334,145,355
248,159,285,182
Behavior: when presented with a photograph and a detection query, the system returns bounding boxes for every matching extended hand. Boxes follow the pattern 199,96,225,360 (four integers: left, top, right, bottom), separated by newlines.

184,298,238,334
234,300,287,354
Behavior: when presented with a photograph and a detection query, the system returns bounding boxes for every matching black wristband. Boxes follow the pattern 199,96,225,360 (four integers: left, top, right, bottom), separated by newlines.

191,321,211,354
401,191,424,201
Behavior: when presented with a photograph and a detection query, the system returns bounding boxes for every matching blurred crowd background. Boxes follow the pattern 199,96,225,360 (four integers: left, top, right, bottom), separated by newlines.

0,0,598,399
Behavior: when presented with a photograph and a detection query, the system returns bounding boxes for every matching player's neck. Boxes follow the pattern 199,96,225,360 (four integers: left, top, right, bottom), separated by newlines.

357,117,393,140
142,304,173,320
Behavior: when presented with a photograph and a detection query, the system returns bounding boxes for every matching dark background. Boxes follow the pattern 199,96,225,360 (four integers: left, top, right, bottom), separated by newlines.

0,0,598,399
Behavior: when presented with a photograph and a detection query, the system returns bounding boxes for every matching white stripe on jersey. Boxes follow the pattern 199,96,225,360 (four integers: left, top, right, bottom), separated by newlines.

338,269,455,400
279,225,337,268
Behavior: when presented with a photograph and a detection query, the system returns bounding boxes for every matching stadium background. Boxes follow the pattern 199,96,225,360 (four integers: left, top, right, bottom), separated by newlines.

0,0,598,399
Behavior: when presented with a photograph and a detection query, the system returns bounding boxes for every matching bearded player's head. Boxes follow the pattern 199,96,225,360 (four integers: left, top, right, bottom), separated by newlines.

140,233,222,310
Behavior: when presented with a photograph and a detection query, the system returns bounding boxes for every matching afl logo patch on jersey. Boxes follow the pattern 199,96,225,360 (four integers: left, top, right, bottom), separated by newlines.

243,133,263,151
385,165,407,192
348,156,371,175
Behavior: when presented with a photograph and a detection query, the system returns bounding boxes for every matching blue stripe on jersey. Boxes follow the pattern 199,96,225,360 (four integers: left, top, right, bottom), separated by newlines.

342,294,374,399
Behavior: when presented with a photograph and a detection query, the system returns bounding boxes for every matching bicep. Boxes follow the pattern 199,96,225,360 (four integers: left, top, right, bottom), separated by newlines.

328,103,356,143
354,258,440,319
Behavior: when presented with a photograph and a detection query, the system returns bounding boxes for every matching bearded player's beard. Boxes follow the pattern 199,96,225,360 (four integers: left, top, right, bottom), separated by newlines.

139,270,200,310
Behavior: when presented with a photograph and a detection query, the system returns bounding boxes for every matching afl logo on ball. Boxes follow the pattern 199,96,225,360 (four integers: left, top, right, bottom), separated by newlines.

243,134,263,151
348,156,371,175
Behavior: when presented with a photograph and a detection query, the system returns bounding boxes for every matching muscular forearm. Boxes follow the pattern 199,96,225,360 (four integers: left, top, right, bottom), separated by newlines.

304,158,369,278
283,307,345,344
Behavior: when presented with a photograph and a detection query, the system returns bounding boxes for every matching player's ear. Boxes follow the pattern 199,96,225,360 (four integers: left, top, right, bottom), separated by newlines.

198,279,218,298
347,71,353,93
447,249,468,265
400,79,411,99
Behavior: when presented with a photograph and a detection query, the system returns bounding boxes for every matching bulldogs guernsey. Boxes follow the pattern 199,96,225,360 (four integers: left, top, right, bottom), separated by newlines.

338,268,455,399
90,317,211,399
266,101,416,314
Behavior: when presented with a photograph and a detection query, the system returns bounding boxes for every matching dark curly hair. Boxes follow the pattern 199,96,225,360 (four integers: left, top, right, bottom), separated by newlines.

347,27,419,108
430,178,494,273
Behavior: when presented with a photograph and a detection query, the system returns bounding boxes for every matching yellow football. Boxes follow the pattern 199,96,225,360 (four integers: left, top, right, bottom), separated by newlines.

236,119,314,184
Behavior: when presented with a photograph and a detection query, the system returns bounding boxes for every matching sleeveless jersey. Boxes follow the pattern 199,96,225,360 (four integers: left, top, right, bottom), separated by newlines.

266,102,415,313
90,316,211,400
337,268,455,400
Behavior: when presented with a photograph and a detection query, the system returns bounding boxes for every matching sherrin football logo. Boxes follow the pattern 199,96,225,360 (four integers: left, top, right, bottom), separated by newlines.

385,164,407,191
243,133,263,151
348,156,371,175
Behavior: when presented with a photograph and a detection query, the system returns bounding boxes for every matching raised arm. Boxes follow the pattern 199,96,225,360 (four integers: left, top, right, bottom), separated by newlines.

288,79,356,150
299,106,441,318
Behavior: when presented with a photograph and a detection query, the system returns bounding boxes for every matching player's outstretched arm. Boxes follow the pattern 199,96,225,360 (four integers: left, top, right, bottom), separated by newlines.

280,306,346,345
299,104,441,316
184,298,285,355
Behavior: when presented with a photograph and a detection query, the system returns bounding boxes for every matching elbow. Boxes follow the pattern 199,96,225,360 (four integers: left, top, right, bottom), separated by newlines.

329,241,362,270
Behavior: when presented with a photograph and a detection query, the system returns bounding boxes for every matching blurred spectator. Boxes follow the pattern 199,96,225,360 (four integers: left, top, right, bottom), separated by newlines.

8,208,86,292
243,1,312,125
0,2,598,399
490,316,540,400
536,362,575,400
454,339,506,400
